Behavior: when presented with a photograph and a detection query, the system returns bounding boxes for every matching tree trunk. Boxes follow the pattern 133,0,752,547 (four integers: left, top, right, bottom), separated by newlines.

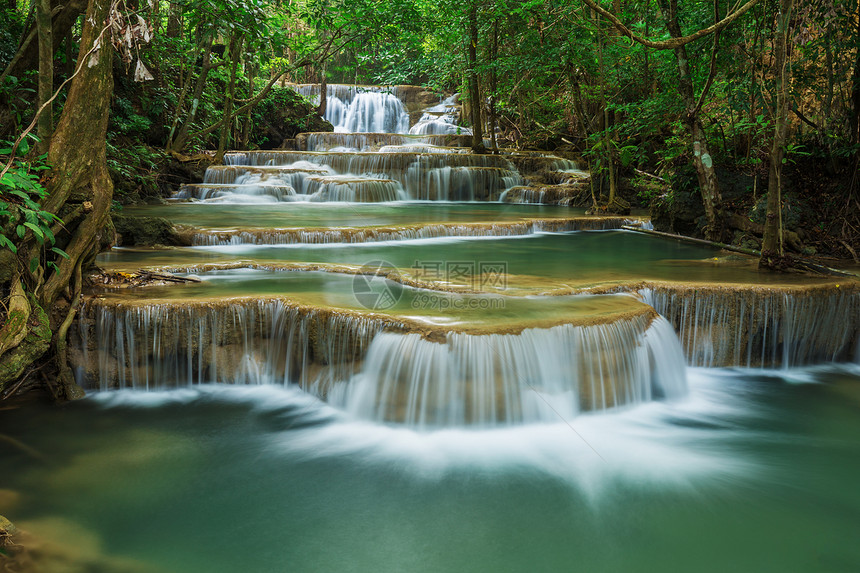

760,0,793,267
849,7,860,145
168,40,217,152
0,0,113,398
0,0,87,92
659,0,723,241
217,36,242,162
166,1,182,38
467,3,486,153
35,0,53,154
595,12,618,207
166,38,213,149
241,60,255,148
488,19,498,152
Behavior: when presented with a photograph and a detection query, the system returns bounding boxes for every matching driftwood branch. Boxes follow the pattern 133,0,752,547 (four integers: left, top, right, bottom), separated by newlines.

633,168,667,183
579,0,761,50
621,225,857,277
136,270,201,283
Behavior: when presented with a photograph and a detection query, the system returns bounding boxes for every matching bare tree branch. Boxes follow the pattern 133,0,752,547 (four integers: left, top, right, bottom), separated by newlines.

580,0,761,50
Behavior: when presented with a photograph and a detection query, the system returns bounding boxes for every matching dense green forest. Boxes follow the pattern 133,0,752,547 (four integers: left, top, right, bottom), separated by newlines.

1,0,859,396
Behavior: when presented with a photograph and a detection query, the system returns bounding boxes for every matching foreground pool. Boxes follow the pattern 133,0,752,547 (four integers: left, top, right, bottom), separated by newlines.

2,365,859,572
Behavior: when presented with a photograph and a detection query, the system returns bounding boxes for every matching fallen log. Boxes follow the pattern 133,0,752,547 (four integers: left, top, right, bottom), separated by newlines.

620,226,857,278
136,270,202,283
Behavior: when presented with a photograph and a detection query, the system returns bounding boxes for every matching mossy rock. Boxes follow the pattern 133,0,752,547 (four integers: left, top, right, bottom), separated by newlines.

111,214,179,247
0,298,51,389
252,87,334,149
650,187,705,235
1,515,17,536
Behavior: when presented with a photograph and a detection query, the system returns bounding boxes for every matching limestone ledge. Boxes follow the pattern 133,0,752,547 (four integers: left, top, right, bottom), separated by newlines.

175,216,642,246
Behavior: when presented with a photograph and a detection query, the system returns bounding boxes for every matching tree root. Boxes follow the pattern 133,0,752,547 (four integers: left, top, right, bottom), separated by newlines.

53,256,85,401
0,281,30,358
0,434,47,463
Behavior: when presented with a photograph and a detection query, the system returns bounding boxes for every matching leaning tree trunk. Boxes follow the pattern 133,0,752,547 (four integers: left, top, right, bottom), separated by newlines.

488,18,499,152
216,35,241,162
659,0,723,241
0,0,114,399
760,0,793,268
168,38,217,153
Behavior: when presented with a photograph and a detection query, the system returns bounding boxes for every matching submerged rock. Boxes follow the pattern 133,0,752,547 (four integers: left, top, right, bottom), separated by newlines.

3,517,158,573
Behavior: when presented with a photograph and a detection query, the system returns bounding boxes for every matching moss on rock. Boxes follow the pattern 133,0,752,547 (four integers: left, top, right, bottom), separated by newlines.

112,213,180,247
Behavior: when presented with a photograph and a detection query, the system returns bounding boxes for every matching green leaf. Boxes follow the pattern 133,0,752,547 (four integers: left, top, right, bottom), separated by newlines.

50,247,69,259
43,225,55,245
29,256,39,273
16,224,25,238
0,235,17,253
23,222,44,240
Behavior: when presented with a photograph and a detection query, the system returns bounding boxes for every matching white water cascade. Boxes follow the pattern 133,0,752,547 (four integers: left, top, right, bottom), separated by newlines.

292,84,410,134
328,314,688,427
75,300,391,391
74,294,692,427
640,286,860,367
168,86,583,204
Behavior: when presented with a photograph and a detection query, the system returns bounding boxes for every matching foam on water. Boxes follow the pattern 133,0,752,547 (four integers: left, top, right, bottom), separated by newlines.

86,367,756,497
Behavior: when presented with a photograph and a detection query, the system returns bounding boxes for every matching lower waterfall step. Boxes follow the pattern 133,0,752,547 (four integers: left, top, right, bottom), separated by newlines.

639,283,860,367
179,217,641,246
72,281,674,426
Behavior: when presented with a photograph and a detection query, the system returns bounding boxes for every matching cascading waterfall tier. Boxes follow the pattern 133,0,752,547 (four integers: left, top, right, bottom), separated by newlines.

73,292,688,427
294,132,472,152
639,283,860,367
327,313,687,427
170,84,582,204
197,152,525,202
73,298,395,391
301,175,407,202
186,217,638,246
409,94,468,135
290,84,411,133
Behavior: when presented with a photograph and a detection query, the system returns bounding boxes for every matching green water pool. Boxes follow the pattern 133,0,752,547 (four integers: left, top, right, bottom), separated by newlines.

98,231,834,291
125,202,603,229
2,366,859,572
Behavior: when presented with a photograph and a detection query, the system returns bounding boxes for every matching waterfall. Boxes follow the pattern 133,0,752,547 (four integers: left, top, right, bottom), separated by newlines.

327,314,688,427
74,299,392,391
301,175,407,202
291,84,410,133
196,152,524,202
74,294,691,428
336,92,410,134
188,218,635,246
640,285,860,367
297,132,471,152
